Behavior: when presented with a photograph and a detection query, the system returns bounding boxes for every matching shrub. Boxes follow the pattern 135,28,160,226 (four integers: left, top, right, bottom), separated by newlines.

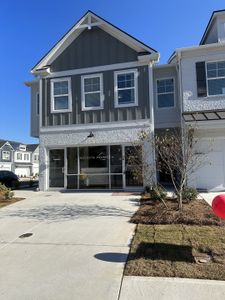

181,187,198,202
149,185,167,200
144,185,167,200
0,183,14,200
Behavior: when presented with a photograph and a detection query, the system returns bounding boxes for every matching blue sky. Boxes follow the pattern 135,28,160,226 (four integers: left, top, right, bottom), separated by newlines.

0,0,224,144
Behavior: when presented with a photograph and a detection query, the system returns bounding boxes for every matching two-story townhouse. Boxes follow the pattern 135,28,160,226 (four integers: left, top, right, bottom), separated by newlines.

169,9,225,191
27,9,225,192
26,11,159,191
0,140,14,171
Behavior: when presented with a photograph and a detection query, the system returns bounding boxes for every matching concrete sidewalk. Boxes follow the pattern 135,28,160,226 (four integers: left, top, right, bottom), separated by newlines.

119,276,225,300
0,191,139,300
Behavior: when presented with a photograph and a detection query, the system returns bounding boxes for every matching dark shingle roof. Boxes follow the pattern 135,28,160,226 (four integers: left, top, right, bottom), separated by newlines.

26,144,39,152
0,139,38,152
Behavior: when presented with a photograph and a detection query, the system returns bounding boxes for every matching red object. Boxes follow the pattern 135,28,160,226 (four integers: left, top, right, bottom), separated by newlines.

212,195,225,219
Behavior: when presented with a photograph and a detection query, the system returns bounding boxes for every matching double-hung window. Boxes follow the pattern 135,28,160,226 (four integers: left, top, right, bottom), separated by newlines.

17,153,22,160
2,151,10,160
206,61,225,96
24,154,30,161
51,78,72,113
114,69,138,107
81,74,103,110
157,78,175,108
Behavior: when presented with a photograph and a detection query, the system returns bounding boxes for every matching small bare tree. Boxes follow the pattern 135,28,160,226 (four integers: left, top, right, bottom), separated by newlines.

126,130,156,188
155,125,206,210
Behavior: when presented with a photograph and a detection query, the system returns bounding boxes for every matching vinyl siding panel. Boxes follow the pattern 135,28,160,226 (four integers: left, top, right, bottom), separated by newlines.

51,27,139,72
42,65,150,126
153,65,181,128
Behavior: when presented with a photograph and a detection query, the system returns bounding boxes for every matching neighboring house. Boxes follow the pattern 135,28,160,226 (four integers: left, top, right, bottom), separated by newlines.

26,9,225,192
0,140,39,177
168,9,225,191
27,144,39,175
0,140,14,171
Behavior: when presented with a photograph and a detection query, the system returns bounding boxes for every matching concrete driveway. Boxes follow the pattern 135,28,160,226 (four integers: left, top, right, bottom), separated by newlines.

0,191,139,300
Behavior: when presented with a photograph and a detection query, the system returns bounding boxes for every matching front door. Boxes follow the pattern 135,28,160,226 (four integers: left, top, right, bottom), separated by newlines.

124,146,143,189
49,149,64,187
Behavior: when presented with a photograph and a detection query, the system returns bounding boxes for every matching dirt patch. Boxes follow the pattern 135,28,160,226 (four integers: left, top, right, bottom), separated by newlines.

0,198,24,208
130,198,225,226
125,224,225,280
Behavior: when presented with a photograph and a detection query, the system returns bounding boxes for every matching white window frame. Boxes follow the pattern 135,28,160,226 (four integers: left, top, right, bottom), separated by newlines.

19,145,26,151
156,77,175,109
34,154,39,161
24,153,30,161
2,151,10,160
206,60,225,97
51,77,72,113
81,73,104,111
17,152,22,160
114,69,138,108
36,92,40,115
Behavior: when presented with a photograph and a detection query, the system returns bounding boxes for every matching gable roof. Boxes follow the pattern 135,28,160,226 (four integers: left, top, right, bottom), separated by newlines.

32,10,158,73
0,140,14,150
200,9,225,45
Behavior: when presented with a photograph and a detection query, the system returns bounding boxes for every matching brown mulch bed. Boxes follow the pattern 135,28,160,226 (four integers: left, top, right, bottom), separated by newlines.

0,195,24,208
130,197,225,226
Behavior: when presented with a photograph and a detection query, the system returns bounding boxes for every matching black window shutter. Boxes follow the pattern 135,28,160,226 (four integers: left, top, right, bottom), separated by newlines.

196,62,207,97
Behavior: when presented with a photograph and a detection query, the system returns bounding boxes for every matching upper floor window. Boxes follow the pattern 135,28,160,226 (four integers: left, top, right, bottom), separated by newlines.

36,92,40,115
114,69,138,108
17,153,22,160
157,78,175,108
206,61,225,96
51,78,72,113
24,153,30,161
2,151,10,160
81,74,103,111
34,154,39,161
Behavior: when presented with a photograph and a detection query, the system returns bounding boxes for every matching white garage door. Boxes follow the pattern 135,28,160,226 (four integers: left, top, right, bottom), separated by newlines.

15,167,30,177
191,139,225,191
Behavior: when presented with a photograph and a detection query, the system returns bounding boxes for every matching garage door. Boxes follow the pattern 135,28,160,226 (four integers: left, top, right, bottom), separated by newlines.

191,139,225,191
15,167,30,177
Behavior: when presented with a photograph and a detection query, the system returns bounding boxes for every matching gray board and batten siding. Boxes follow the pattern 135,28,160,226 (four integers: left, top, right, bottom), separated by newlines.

42,66,150,126
50,27,143,72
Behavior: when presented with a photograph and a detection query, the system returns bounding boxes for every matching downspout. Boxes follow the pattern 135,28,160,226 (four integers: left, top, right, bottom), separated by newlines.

148,59,158,186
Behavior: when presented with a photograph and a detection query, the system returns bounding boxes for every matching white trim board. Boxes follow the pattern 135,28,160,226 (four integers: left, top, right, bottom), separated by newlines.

40,119,153,134
46,61,149,78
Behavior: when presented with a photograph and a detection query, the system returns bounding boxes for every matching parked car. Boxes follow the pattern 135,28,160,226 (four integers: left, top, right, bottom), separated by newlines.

0,171,19,189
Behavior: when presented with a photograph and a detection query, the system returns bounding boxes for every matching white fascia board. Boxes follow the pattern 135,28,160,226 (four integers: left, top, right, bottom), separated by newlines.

24,79,40,87
40,119,152,134
170,42,225,62
138,53,160,63
32,12,157,74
